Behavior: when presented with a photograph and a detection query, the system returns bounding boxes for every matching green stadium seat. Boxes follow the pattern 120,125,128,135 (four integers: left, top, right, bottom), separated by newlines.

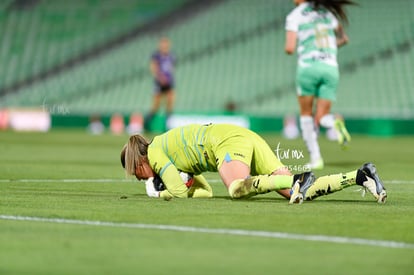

1,0,413,120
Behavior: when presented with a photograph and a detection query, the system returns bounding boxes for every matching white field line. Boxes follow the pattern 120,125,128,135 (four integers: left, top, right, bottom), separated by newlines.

1,215,413,250
0,179,413,184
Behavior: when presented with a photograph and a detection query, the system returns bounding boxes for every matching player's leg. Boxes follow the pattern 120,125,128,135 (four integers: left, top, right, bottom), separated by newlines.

187,174,213,198
305,169,357,200
333,114,351,148
314,98,332,125
305,163,387,203
225,164,318,201
220,160,249,190
210,129,307,200
319,112,351,148
297,66,324,169
272,167,292,199
314,100,350,146
217,134,294,199
298,96,323,169
248,130,294,199
166,89,175,116
316,66,351,148
219,160,293,199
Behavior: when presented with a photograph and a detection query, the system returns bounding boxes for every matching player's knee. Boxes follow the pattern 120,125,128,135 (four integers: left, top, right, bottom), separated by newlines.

228,179,247,199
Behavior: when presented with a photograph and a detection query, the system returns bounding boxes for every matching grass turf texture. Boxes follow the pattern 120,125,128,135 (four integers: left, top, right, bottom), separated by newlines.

1,130,414,274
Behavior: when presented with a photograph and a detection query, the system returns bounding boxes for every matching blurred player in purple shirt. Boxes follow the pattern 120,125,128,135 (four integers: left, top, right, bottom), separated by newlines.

145,37,176,130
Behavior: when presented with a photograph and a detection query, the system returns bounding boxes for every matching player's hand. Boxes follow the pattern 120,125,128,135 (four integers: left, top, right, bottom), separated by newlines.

153,175,166,191
145,177,160,198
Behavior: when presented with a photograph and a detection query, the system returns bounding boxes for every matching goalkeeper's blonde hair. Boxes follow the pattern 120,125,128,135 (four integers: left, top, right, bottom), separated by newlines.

121,135,150,176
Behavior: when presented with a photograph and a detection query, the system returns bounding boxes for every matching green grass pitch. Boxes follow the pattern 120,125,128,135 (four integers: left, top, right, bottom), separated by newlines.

1,129,414,274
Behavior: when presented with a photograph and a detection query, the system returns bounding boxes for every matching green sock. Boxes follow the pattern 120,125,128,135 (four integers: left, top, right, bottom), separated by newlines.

305,170,357,200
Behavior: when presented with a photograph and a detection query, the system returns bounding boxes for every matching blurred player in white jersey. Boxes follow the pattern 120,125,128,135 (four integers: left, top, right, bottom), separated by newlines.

285,0,355,169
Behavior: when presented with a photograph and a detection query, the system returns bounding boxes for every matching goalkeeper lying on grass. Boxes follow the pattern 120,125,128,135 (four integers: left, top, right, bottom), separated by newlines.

120,124,386,204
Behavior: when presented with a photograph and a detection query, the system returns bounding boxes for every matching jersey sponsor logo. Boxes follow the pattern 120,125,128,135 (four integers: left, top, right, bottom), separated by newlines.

311,53,333,61
233,152,245,159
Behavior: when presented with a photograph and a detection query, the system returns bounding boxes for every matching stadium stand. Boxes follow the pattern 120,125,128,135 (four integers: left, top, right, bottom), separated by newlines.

0,0,189,92
0,0,292,114
0,0,413,127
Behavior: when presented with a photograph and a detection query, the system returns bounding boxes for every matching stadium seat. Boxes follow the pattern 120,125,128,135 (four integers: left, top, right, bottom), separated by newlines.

0,0,413,120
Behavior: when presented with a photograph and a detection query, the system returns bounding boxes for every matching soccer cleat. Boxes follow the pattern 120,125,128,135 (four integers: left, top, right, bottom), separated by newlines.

305,158,324,170
334,118,351,149
289,172,316,204
356,163,387,203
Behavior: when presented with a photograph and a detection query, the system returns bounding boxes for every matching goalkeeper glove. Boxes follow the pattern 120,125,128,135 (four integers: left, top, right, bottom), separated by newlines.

145,177,160,198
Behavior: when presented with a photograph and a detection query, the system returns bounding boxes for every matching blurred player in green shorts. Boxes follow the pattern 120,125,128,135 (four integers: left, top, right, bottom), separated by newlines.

120,124,387,204
285,0,354,169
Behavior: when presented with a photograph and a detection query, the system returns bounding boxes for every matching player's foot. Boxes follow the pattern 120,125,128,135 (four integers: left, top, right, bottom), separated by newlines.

305,158,324,170
289,172,316,204
334,117,351,149
356,163,387,203
228,178,255,199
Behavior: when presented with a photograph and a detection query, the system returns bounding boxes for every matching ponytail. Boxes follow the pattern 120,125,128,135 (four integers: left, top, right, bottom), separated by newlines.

309,0,356,23
121,135,150,176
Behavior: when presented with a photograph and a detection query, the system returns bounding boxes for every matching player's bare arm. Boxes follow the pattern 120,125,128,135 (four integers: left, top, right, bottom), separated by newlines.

285,31,297,55
335,24,349,47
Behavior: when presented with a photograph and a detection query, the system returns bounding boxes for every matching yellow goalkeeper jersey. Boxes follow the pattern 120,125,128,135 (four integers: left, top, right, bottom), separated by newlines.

149,123,217,176
148,123,284,199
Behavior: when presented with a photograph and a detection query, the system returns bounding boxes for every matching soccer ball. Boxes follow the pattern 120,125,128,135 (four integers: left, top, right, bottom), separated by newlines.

152,175,165,191
179,171,194,188
151,171,194,191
